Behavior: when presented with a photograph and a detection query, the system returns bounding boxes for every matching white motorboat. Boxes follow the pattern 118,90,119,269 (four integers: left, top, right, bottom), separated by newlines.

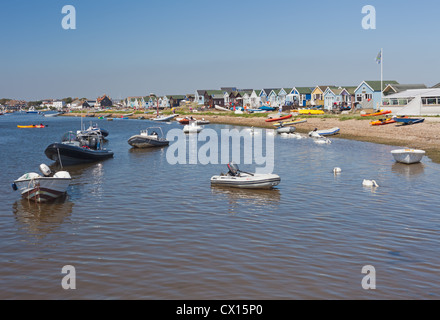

128,127,169,148
152,115,176,122
44,112,62,117
391,149,425,164
183,121,203,133
12,164,71,203
211,162,281,190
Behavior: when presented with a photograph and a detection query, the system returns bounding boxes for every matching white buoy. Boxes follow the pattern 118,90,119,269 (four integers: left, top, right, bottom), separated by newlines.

363,180,379,187
333,167,342,174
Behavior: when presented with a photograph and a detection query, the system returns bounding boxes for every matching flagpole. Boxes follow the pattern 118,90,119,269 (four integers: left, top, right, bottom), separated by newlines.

381,48,383,109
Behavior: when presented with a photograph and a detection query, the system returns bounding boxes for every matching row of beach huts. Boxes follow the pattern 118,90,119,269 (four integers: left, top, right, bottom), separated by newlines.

123,80,440,115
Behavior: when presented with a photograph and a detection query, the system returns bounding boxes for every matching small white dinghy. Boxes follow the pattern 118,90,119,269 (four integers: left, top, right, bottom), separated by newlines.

309,127,340,137
183,121,203,134
12,164,71,203
276,126,296,134
391,149,426,164
196,118,210,125
211,162,281,190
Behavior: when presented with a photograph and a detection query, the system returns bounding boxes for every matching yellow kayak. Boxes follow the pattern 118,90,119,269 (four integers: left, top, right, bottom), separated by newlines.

298,109,325,115
17,125,46,128
273,119,307,127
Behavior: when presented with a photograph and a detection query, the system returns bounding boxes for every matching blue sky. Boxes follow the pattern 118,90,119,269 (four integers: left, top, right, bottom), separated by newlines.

0,0,439,100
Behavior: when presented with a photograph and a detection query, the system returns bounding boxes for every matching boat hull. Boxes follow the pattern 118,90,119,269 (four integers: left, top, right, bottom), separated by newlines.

14,177,71,203
128,135,169,148
394,118,425,125
391,149,425,164
211,174,281,189
152,115,175,122
45,143,114,165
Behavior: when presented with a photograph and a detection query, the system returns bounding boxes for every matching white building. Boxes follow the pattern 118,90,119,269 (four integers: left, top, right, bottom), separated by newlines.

383,88,440,115
53,101,66,110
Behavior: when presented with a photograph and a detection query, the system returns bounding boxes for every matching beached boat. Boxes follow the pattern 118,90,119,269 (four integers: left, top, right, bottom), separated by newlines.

391,149,425,164
215,105,231,112
248,109,268,113
308,127,340,136
17,124,46,128
128,127,169,148
370,118,397,126
265,114,293,123
361,110,392,117
45,131,114,165
259,106,276,111
211,162,281,190
183,121,203,133
394,117,425,125
12,164,71,203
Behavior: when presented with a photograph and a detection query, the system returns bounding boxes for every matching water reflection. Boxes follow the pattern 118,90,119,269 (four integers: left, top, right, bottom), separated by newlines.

211,187,281,204
128,146,167,156
392,163,425,178
12,197,74,239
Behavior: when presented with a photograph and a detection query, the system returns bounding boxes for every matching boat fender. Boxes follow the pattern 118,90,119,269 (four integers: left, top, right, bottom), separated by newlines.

12,183,18,191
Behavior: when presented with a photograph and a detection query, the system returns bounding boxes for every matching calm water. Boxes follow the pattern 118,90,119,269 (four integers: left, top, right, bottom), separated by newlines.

1,113,439,300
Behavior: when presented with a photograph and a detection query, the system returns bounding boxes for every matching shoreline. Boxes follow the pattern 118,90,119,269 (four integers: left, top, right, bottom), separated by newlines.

63,111,440,163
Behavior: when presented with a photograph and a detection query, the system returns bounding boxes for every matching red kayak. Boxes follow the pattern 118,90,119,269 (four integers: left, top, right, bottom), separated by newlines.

265,114,293,123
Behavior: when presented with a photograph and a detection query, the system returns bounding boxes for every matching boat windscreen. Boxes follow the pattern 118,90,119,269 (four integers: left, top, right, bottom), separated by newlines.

61,132,79,142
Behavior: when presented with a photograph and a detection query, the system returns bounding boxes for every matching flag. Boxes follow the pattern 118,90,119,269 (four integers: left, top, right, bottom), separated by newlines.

376,50,382,64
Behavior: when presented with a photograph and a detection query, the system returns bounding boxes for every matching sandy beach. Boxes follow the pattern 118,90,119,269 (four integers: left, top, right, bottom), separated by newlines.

65,111,440,162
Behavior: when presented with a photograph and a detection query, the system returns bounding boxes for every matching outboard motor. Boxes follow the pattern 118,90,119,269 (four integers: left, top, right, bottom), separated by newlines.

89,137,98,149
227,162,240,176
40,164,52,177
